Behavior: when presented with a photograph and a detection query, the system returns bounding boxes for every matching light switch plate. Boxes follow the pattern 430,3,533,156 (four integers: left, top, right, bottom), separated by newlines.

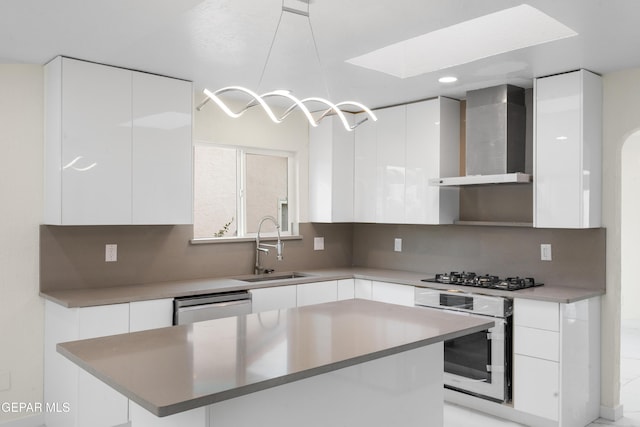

540,243,552,261
394,238,402,252
314,237,325,251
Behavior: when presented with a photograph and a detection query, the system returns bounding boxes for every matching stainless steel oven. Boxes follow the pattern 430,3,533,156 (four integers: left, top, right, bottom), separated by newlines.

415,288,512,403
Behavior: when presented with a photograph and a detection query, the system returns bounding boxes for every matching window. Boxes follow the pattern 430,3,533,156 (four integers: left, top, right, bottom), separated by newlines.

193,142,296,239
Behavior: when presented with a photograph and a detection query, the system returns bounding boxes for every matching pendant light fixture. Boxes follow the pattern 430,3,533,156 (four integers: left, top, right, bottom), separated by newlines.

196,1,377,131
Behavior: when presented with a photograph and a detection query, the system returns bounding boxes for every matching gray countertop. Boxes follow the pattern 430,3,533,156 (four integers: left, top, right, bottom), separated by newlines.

41,267,604,308
57,299,494,417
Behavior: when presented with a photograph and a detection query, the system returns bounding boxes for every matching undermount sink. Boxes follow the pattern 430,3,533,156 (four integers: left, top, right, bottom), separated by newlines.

238,272,311,283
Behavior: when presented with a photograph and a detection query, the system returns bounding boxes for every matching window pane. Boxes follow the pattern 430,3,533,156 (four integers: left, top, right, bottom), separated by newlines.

193,145,237,238
245,153,288,234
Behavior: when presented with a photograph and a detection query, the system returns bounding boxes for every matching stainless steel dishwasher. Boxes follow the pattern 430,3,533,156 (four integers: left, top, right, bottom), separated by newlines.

173,291,252,325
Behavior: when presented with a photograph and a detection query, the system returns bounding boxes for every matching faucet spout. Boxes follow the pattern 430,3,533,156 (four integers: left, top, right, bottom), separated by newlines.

254,215,283,275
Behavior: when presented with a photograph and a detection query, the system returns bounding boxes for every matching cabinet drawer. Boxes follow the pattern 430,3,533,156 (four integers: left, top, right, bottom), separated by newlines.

514,325,559,361
297,281,338,307
513,354,559,421
514,298,559,331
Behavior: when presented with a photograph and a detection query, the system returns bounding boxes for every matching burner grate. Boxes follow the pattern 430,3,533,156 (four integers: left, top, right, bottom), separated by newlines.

424,272,543,291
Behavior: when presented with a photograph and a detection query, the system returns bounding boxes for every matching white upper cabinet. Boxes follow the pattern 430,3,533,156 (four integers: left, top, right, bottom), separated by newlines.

354,113,377,223
406,98,459,224
132,72,193,224
309,115,354,222
376,105,406,224
45,57,133,225
353,97,459,224
44,57,193,225
534,69,602,229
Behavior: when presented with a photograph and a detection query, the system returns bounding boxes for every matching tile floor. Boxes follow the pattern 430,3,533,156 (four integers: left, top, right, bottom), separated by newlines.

445,319,640,427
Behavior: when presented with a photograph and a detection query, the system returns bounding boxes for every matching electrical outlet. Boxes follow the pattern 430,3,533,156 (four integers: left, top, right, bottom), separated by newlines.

105,244,118,262
314,237,325,251
0,370,10,391
394,238,402,252
540,243,552,261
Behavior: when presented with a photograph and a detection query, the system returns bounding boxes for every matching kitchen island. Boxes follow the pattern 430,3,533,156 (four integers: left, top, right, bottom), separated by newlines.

57,299,493,427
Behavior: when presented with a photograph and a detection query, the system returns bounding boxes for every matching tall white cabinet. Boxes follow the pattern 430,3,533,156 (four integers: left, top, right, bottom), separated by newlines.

534,69,602,229
44,56,193,225
353,97,459,224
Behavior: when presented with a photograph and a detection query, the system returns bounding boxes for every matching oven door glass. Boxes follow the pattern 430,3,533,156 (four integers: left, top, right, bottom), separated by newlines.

444,329,491,382
443,316,510,402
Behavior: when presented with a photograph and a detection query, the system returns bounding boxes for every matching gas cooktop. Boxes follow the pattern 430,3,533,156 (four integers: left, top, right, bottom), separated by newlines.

421,271,544,291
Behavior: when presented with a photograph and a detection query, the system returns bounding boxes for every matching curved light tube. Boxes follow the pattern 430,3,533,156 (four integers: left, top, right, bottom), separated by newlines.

203,87,281,124
198,87,376,131
262,90,319,127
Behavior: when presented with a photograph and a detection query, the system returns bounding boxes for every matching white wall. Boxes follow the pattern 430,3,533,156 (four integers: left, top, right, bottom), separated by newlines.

0,65,44,423
621,132,640,321
193,97,310,223
601,68,640,417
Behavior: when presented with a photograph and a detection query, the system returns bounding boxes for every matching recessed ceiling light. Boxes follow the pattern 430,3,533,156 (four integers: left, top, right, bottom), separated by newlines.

346,4,578,79
439,76,458,83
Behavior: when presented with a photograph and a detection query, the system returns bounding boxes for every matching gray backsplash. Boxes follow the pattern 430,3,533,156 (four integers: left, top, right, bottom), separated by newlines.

352,223,605,290
40,223,353,291
40,222,605,292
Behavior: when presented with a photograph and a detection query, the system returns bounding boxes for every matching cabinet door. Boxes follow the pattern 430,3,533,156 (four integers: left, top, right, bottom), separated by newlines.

354,279,373,299
337,279,355,300
250,285,297,313
376,106,406,224
61,58,132,225
513,354,559,421
309,116,354,222
406,98,459,225
77,304,130,427
371,281,414,306
297,281,338,307
534,70,602,228
132,72,193,224
514,298,559,331
514,326,559,361
354,113,377,222
130,299,174,332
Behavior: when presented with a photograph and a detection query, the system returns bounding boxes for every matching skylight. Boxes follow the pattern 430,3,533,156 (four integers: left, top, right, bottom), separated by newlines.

346,4,578,78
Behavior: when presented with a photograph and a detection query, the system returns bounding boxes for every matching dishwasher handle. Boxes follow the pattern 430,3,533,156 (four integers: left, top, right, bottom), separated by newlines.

177,299,251,314
174,291,251,309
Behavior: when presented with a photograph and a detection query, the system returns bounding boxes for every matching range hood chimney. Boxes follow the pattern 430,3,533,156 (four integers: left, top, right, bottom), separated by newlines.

466,84,526,175
431,84,531,186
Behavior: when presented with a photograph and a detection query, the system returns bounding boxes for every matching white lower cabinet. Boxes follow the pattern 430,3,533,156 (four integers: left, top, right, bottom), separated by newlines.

44,301,130,427
514,354,560,421
354,279,373,299
337,278,355,300
249,285,297,313
513,297,600,427
297,281,338,307
130,299,174,332
371,281,415,306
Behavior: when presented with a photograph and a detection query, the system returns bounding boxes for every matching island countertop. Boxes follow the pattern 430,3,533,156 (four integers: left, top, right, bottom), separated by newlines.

57,299,493,417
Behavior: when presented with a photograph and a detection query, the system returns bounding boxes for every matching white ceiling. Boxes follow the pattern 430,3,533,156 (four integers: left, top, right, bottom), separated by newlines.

1,0,639,110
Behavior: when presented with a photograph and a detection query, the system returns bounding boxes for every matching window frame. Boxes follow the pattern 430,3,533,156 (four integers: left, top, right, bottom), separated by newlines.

192,140,298,243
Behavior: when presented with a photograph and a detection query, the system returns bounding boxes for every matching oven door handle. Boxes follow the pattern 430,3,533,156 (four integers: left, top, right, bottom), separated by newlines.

440,308,472,316
449,377,489,384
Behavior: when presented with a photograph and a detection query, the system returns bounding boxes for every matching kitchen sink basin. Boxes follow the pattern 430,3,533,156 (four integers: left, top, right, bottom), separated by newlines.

238,272,312,283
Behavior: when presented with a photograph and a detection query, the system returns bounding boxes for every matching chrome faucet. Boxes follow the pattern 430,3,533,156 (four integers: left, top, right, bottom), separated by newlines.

254,215,283,275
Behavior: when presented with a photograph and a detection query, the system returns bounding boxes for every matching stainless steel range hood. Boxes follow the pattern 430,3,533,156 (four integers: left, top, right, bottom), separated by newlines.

431,84,531,186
